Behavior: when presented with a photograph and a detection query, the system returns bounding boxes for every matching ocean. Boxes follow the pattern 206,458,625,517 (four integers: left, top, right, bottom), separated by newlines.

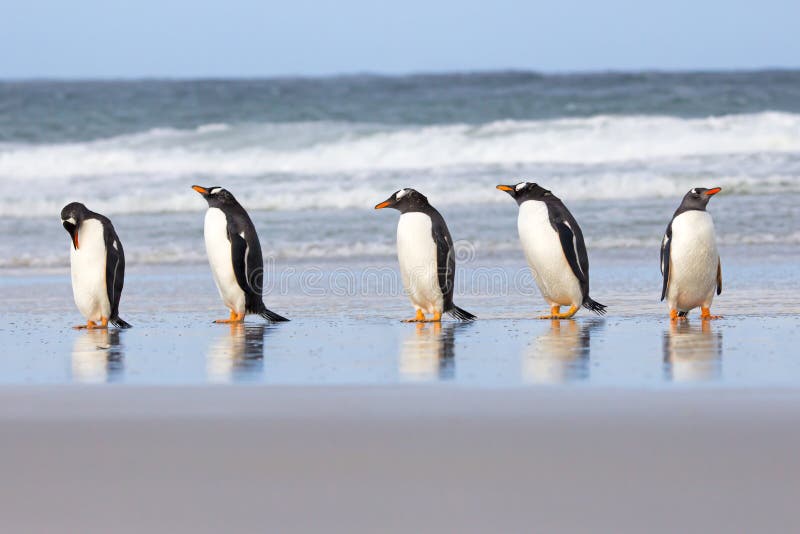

1,70,799,269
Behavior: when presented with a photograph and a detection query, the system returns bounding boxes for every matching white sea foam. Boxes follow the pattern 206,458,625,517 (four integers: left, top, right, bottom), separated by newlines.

0,112,798,216
4,232,800,270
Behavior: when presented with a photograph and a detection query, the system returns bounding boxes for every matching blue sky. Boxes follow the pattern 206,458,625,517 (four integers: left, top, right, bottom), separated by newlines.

2,0,799,78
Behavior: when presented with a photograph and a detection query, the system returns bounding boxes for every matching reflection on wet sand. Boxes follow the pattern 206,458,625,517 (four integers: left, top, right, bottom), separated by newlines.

523,319,604,384
71,329,124,383
399,322,466,381
663,320,723,382
207,323,269,383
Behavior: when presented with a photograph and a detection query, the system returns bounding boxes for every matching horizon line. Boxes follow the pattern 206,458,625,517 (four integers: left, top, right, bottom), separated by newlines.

2,66,799,83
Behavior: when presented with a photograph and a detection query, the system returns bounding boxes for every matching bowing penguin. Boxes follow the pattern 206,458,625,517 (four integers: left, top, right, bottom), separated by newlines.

192,185,288,324
497,182,606,319
61,202,132,329
661,187,723,320
375,188,475,322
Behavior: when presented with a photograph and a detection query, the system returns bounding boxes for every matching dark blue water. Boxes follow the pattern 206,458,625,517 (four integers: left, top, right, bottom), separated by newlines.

2,70,800,143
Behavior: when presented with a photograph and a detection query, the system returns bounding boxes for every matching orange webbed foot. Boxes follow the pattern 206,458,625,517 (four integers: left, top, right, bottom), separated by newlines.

214,310,245,324
539,305,578,320
669,310,688,322
402,310,426,323
701,307,722,320
74,319,107,330
424,311,442,323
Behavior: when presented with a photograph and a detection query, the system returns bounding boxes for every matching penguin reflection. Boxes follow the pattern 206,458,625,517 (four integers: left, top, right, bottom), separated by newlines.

523,319,603,384
663,320,722,383
71,329,124,383
399,322,464,381
207,323,269,383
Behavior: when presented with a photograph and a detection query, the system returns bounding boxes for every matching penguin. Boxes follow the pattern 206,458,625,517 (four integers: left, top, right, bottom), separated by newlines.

61,202,132,329
192,185,289,324
375,188,475,322
497,182,606,319
660,187,723,320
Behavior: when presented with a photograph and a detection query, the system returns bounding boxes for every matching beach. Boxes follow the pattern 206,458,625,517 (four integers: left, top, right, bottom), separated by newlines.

3,386,800,533
1,72,800,531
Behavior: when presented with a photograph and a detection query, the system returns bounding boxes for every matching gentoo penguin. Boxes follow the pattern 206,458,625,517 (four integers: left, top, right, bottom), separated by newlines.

497,182,606,319
192,185,288,324
61,202,132,329
375,188,475,322
660,187,723,320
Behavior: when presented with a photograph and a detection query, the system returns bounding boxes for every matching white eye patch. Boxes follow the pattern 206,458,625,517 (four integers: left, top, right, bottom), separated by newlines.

210,188,222,195
63,217,76,225
515,183,527,192
691,188,698,194
395,189,409,199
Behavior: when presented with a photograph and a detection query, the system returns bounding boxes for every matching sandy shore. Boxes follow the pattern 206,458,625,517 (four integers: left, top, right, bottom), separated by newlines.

2,386,799,533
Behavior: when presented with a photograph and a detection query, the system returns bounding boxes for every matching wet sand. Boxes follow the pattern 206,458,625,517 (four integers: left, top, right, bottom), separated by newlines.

2,386,800,533
2,260,800,387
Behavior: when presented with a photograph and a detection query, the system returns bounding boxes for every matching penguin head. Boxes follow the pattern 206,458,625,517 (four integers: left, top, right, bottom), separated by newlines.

60,202,89,250
496,182,555,205
374,188,429,213
679,187,722,211
192,185,237,208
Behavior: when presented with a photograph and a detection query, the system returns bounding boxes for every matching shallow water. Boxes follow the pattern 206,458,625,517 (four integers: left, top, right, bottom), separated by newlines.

2,312,799,387
1,259,799,387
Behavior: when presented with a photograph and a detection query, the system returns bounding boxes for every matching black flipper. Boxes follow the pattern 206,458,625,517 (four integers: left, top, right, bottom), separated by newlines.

554,220,588,292
552,218,606,315
716,259,722,295
660,223,672,302
429,211,456,311
102,219,131,328
426,207,475,322
229,230,251,293
229,228,289,322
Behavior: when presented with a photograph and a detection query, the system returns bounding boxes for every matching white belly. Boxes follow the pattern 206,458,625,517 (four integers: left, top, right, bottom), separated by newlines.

397,212,443,314
204,208,246,313
518,201,583,307
667,211,719,312
70,219,111,322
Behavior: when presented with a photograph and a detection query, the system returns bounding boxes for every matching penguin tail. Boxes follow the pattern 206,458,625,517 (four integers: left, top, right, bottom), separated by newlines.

582,297,607,316
259,307,290,323
678,311,688,318
110,316,132,329
448,305,476,322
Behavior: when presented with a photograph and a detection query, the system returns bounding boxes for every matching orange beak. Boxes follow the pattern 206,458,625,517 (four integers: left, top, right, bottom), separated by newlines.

374,200,392,210
73,232,79,250
192,185,208,194
496,185,514,192
705,187,722,196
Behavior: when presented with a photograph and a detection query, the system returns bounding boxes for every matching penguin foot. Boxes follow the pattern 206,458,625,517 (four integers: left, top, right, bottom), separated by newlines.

73,318,109,330
538,305,578,320
402,310,426,323
424,311,442,323
214,310,245,324
670,309,688,321
700,307,722,320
